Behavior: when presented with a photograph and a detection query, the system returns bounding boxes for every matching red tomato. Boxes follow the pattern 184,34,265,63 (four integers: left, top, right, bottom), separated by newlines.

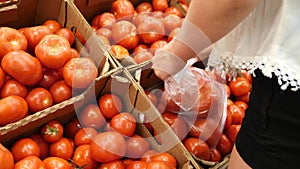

97,34,111,47
225,124,241,144
216,134,233,155
163,14,182,34
64,118,82,139
35,34,72,69
0,95,28,125
43,157,71,169
151,11,165,19
111,20,139,50
150,40,167,53
92,12,116,28
1,50,43,86
235,92,250,104
79,104,106,129
98,93,123,118
11,138,41,162
56,28,75,45
111,0,135,19
90,131,127,163
161,112,188,141
63,57,98,89
14,156,45,169
229,76,251,97
110,44,130,59
227,104,245,125
240,70,252,84
0,143,14,169
224,84,231,98
99,160,125,169
147,161,175,169
210,148,222,162
133,44,149,53
126,160,147,169
167,27,180,42
183,137,210,161
224,108,233,130
227,98,234,107
96,27,113,42
0,67,4,89
140,150,158,163
41,120,64,143
133,50,153,64
29,134,49,159
165,7,183,18
49,80,72,104
110,112,136,137
0,79,28,98
151,152,177,168
71,145,98,169
70,48,80,58
152,0,168,12
126,134,150,159
23,25,53,52
132,12,150,26
136,2,153,13
49,138,74,160
0,27,28,59
38,68,60,89
26,87,53,113
74,127,98,146
138,16,165,44
122,158,134,168
234,101,248,111
75,29,86,45
43,20,62,33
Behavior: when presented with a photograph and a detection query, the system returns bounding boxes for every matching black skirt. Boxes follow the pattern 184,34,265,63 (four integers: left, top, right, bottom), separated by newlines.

235,69,300,169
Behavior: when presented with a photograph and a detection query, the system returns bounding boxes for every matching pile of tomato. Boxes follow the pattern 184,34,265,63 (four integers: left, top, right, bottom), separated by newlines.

0,20,99,126
87,0,188,64
0,92,178,169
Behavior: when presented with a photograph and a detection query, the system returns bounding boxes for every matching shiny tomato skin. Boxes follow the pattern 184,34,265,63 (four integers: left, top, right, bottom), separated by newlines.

151,152,177,168
0,27,28,58
111,0,135,19
96,28,113,42
26,87,53,113
23,25,53,52
229,76,251,97
126,160,147,169
234,100,248,111
136,2,153,13
152,0,168,12
0,79,28,98
150,40,167,53
161,112,188,141
216,134,233,155
224,108,233,130
11,138,41,162
167,27,180,42
90,131,127,163
49,138,74,161
49,80,72,104
75,29,86,45
64,118,82,139
43,157,71,169
55,28,75,45
29,134,49,160
133,44,149,53
165,7,183,18
235,92,250,104
0,95,28,125
70,48,79,58
38,67,60,89
163,14,182,34
210,148,222,162
140,150,158,163
72,144,98,169
147,161,175,169
125,134,150,159
0,143,14,169
92,12,116,28
43,20,62,33
98,93,123,118
63,57,98,89
110,44,130,59
183,137,210,161
99,160,125,169
225,124,241,144
137,16,165,44
35,34,72,69
41,120,64,143
110,112,136,137
1,50,43,86
227,104,245,125
14,156,45,169
79,104,106,130
74,127,98,146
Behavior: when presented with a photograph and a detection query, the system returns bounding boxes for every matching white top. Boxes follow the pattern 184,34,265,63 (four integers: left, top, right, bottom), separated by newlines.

208,0,300,91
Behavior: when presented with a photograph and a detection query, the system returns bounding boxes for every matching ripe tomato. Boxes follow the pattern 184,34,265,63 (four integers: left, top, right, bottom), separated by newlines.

70,48,80,58
147,161,175,169
240,70,252,84
0,143,14,169
229,76,251,97
14,156,45,169
96,28,113,42
26,87,53,113
71,145,98,169
138,16,165,44
35,34,72,69
49,80,72,104
167,27,180,42
234,100,248,111
126,160,147,169
0,27,28,59
29,134,49,159
150,40,167,53
152,0,168,12
49,138,74,160
55,28,75,45
75,29,86,45
161,112,188,141
11,138,41,162
79,104,106,129
43,157,71,169
90,131,127,163
224,108,233,130
1,50,43,86
133,50,153,64
63,57,98,89
110,112,136,137
163,14,182,34
216,134,233,155
225,124,241,144
23,25,52,52
224,84,231,98
111,20,139,50
183,137,210,161
41,120,64,143
110,44,130,59
74,127,98,146
64,118,82,139
151,152,177,168
140,150,158,163
136,2,153,13
98,93,123,118
43,20,62,33
0,95,28,125
99,160,125,169
0,79,28,98
125,134,150,159
133,44,149,53
122,158,134,168
210,148,222,162
235,92,250,104
227,104,245,125
111,0,135,19
38,68,60,89
165,7,183,18
132,12,150,26
92,12,116,28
